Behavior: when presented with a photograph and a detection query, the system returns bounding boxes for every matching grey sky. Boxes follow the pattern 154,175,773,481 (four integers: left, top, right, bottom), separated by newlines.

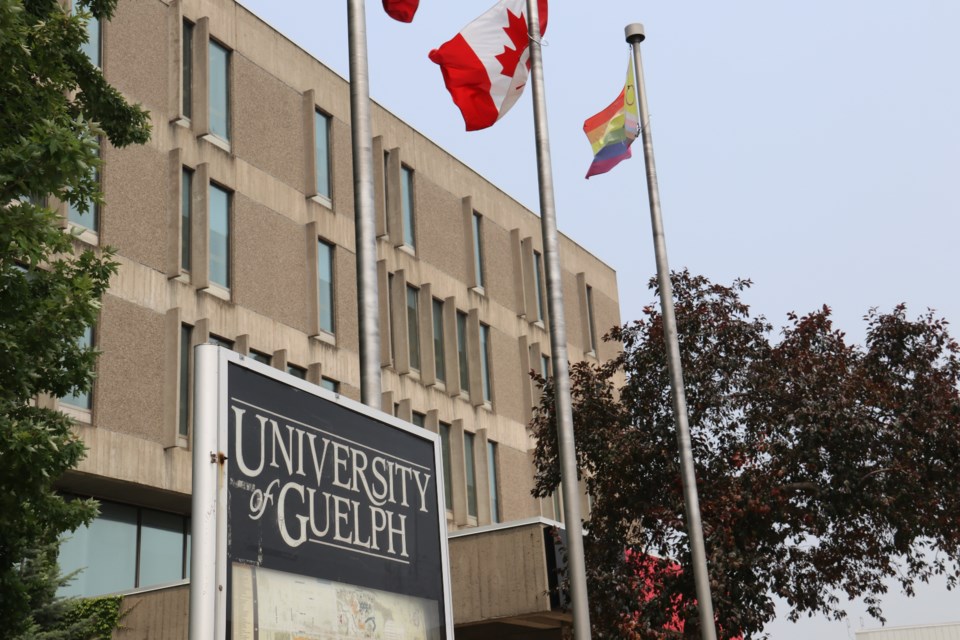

238,2,959,637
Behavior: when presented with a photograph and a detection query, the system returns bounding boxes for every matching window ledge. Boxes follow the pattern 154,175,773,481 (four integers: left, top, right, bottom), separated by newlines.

60,403,92,423
312,330,336,347
201,283,232,302
171,116,192,128
67,223,99,246
309,194,333,210
200,133,231,154
469,285,485,297
398,244,416,257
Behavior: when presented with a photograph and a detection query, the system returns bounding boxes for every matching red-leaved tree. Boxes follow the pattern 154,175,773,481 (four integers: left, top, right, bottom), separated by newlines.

531,271,960,639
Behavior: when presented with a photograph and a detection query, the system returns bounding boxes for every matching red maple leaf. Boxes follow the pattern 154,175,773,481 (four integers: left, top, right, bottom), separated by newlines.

494,9,529,78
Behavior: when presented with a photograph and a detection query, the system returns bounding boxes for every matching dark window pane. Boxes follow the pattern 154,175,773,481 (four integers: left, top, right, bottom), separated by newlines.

432,299,445,383
181,169,192,271
179,325,191,437
182,21,193,118
407,286,420,370
464,432,477,518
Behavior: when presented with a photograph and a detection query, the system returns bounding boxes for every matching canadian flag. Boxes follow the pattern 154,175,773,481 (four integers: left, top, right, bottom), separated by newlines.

429,0,549,131
383,0,419,23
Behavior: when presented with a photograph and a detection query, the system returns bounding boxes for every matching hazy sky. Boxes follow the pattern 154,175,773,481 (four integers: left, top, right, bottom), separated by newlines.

238,2,959,637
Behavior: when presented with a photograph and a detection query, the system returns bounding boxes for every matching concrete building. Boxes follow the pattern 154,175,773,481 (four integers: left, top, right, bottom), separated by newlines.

857,623,960,640
52,0,621,637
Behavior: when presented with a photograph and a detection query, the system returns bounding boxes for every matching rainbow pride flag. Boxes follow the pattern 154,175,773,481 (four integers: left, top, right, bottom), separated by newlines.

583,60,640,179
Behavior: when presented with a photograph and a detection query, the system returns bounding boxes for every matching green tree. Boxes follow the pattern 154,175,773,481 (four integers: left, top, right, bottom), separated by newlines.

531,271,960,639
0,0,149,635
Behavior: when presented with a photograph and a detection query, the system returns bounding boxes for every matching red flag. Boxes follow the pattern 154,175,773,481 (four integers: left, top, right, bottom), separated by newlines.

429,0,548,131
383,0,418,23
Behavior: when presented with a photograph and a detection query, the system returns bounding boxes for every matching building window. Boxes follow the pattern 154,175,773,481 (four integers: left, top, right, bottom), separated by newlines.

314,111,331,199
68,139,99,232
533,250,545,323
456,311,469,393
464,431,478,518
541,353,551,380
181,168,192,271
480,323,492,403
401,166,415,249
209,40,230,141
178,324,192,437
586,284,598,353
209,334,233,350
209,184,230,288
432,298,445,384
286,364,306,379
80,13,100,67
182,20,193,118
488,441,500,523
411,412,426,429
406,285,420,371
439,422,453,511
60,326,94,409
320,377,339,393
318,240,334,334
249,350,270,365
58,500,190,598
472,212,484,289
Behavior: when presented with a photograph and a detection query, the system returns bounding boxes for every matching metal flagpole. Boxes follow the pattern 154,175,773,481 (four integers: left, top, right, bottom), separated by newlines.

526,2,592,638
626,23,718,640
346,0,382,407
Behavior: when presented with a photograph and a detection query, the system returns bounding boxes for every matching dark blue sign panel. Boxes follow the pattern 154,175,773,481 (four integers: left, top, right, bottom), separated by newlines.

226,363,446,639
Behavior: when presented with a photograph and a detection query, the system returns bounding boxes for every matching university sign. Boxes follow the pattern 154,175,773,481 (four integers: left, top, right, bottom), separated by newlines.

190,346,452,640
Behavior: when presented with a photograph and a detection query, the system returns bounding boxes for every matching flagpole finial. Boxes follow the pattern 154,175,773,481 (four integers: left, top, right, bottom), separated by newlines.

625,23,645,44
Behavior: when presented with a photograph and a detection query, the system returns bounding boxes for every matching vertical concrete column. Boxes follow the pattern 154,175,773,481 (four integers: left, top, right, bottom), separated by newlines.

191,163,210,289
461,196,478,289
380,390,395,415
193,17,210,136
396,398,412,423
520,236,536,320
272,349,288,371
510,229,526,316
475,428,492,524
466,309,484,407
166,148,183,278
450,419,469,526
418,283,435,385
307,363,323,386
390,270,410,374
302,89,317,198
163,307,182,449
168,0,184,121
385,147,402,246
443,297,460,398
373,137,387,237
305,222,320,336
377,259,392,366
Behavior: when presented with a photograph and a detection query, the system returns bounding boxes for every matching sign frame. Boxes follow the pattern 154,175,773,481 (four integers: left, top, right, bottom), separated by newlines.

189,345,454,639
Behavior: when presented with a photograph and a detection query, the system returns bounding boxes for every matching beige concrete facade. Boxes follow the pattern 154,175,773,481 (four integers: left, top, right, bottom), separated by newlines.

57,0,622,637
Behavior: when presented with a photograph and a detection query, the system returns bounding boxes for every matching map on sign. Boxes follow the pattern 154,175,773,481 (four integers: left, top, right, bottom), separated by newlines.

232,563,441,640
